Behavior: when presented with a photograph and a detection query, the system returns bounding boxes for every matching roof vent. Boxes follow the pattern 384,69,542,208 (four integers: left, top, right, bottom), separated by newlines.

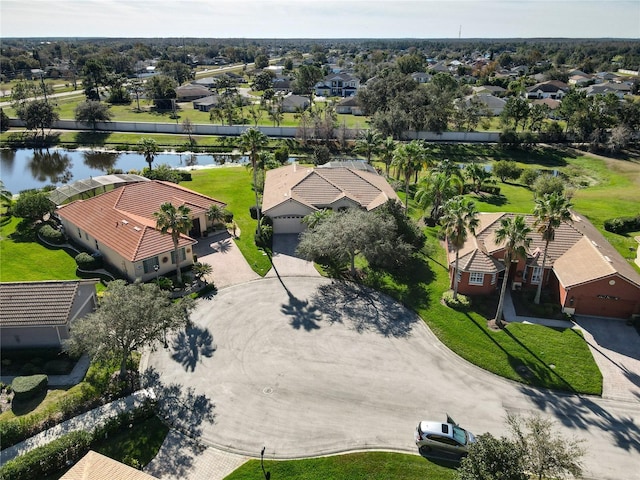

133,226,141,231
121,220,129,225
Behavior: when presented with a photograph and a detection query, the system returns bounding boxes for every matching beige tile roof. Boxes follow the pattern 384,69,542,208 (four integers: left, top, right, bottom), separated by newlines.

57,181,225,262
61,450,158,480
457,249,505,274
262,164,399,213
0,280,94,327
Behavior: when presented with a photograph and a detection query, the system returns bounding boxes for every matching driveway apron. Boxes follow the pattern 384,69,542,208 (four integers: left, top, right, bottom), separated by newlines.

266,234,319,278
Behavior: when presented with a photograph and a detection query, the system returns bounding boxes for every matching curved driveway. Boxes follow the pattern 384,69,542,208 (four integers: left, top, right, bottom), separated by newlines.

148,277,640,480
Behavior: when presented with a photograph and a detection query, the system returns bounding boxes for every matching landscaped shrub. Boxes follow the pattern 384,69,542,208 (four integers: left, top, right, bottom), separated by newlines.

44,359,74,375
75,252,97,270
11,374,48,401
155,277,173,291
38,224,64,244
480,185,501,196
249,205,260,220
442,290,472,310
0,430,92,480
222,209,234,223
604,215,640,234
519,168,539,187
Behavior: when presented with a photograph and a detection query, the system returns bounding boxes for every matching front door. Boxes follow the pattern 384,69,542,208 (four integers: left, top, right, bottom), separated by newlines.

189,218,201,238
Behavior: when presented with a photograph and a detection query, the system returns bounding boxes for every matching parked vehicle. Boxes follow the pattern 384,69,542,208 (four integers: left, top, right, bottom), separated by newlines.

415,415,476,459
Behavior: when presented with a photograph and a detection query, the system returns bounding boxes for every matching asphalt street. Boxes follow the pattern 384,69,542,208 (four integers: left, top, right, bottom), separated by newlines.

148,276,640,480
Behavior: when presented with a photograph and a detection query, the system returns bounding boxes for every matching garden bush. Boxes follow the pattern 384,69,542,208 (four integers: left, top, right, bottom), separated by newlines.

480,185,501,196
442,290,472,310
38,224,64,244
519,168,539,187
249,205,261,220
0,430,92,480
11,374,48,401
604,215,640,234
75,252,97,270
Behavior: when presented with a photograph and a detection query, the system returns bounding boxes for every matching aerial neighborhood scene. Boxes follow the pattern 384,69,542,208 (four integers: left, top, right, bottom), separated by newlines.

2,1,640,479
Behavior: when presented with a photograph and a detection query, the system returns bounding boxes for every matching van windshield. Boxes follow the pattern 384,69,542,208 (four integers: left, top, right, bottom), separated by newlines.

452,425,467,445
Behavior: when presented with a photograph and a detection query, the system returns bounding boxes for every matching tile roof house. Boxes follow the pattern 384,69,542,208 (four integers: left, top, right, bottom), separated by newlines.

461,94,507,116
447,212,640,320
280,94,310,113
60,450,157,480
262,163,400,234
176,84,212,101
314,73,360,97
335,96,363,115
525,80,569,100
56,180,226,282
1,280,98,348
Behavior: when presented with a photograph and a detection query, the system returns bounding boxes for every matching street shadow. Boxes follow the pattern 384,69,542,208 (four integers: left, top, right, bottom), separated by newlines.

170,325,216,372
281,292,322,331
311,280,418,338
142,367,215,438
518,385,640,453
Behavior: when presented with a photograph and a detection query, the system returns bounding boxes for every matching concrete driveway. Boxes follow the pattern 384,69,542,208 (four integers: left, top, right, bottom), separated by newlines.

148,277,640,480
193,232,259,288
266,234,319,278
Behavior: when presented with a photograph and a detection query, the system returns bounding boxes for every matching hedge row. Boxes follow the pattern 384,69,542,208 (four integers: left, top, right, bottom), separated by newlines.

11,375,48,402
0,401,157,480
38,224,64,244
604,215,640,234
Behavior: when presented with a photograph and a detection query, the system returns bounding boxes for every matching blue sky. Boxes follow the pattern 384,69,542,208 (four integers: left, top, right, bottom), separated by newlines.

1,0,639,39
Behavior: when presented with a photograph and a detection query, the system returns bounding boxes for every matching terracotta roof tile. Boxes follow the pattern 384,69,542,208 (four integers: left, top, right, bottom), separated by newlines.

61,450,158,480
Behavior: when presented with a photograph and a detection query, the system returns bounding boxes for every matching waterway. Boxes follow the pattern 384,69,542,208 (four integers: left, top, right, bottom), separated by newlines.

0,148,249,194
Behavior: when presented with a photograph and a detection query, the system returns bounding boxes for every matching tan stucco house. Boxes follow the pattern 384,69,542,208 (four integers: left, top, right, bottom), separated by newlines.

56,180,226,282
1,280,98,348
447,212,640,320
262,163,400,234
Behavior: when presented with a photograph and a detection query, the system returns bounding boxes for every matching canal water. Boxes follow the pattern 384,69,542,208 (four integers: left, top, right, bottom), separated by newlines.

0,148,249,194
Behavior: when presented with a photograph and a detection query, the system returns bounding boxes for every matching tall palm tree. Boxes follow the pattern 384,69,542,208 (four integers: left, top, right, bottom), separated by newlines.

354,129,382,164
378,136,396,177
392,140,425,211
138,138,159,171
0,180,12,209
494,215,532,328
414,170,463,222
154,202,192,285
533,192,573,304
440,196,479,300
464,163,493,194
239,127,269,224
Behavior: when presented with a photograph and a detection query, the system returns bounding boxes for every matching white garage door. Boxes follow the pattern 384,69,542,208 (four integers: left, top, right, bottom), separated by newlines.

273,216,305,234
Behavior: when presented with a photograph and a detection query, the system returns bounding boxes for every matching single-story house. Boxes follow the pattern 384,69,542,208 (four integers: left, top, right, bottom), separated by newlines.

176,84,212,101
461,94,507,116
280,94,310,113
262,163,400,234
335,96,364,115
581,82,630,99
411,72,432,84
447,212,640,320
471,85,507,96
0,280,98,348
193,94,222,112
56,180,226,282
314,73,360,97
191,77,218,88
526,80,569,100
61,450,157,480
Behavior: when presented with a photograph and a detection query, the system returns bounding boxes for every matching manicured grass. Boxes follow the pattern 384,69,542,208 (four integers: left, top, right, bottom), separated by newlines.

92,415,169,468
184,167,272,276
224,452,456,480
0,216,79,282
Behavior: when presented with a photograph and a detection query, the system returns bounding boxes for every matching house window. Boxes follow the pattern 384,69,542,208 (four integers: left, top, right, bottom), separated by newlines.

491,273,497,285
143,256,160,274
456,270,462,283
530,266,542,284
95,240,99,250
469,272,484,285
170,248,186,264
77,228,82,238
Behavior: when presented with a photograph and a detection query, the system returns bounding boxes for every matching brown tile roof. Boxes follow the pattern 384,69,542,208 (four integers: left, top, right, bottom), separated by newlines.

262,164,399,213
457,248,505,274
57,181,225,262
61,450,158,480
0,280,94,327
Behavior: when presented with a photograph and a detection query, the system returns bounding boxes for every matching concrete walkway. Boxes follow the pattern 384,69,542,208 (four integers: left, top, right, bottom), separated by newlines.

0,389,154,464
0,354,91,388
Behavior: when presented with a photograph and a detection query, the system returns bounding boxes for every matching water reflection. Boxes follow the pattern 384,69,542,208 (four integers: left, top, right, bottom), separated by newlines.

0,149,16,176
28,149,73,184
82,151,120,172
185,154,198,167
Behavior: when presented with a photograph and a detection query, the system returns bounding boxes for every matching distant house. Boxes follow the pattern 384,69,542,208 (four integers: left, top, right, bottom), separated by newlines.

193,94,222,112
462,94,507,116
526,80,569,100
568,74,592,86
262,163,400,234
280,94,310,113
336,96,364,115
1,280,98,348
582,82,630,99
176,84,211,101
273,76,292,93
314,73,360,97
191,77,218,88
447,212,640,320
411,72,432,84
56,181,226,282
472,85,507,96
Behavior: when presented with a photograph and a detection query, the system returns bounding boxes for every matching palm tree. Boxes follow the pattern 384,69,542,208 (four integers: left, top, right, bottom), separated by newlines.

378,136,396,177
302,208,332,230
0,180,12,210
192,261,213,285
239,127,269,224
353,129,382,164
532,192,573,304
154,202,192,286
465,163,493,194
494,215,532,328
138,138,159,171
414,170,463,222
392,140,425,211
207,204,225,229
440,196,479,300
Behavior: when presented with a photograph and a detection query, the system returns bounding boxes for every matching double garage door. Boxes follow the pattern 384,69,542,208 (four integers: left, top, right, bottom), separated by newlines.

272,215,305,234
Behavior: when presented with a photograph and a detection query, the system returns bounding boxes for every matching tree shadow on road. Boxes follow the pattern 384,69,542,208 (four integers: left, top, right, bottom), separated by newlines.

281,292,322,331
311,280,419,338
144,430,207,480
170,325,216,372
518,385,640,454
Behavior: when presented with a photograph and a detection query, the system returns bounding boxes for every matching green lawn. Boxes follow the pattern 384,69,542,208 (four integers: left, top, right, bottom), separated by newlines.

224,452,456,480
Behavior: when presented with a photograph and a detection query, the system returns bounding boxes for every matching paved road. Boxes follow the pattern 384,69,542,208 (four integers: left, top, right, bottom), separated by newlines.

148,277,640,480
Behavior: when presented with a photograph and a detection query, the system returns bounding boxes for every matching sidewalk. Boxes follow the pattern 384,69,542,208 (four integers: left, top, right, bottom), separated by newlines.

0,388,154,464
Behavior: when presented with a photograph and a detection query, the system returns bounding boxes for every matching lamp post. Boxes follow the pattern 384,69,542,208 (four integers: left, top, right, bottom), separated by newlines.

260,446,270,480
